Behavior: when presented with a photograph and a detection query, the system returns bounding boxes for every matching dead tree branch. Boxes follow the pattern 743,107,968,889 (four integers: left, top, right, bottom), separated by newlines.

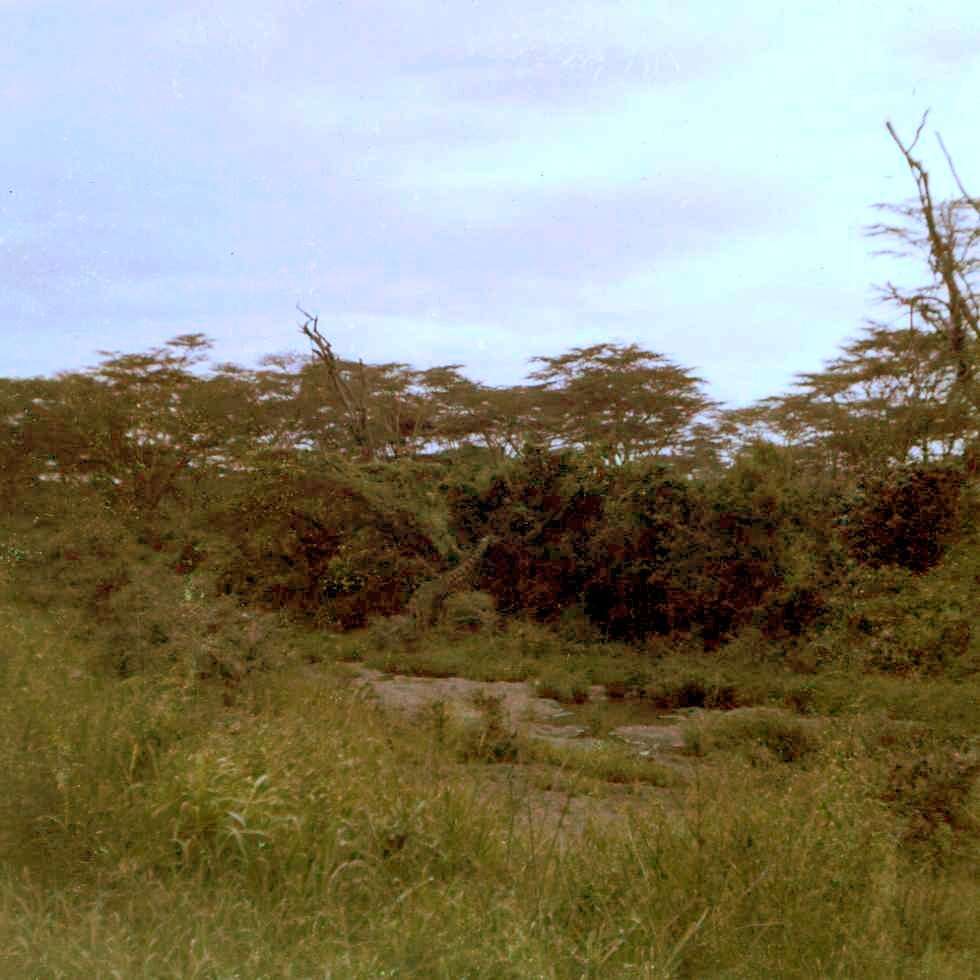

886,115,978,383
937,132,980,220
298,306,374,461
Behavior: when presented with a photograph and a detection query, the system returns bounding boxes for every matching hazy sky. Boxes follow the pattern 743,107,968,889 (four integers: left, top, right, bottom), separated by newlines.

3,1,979,407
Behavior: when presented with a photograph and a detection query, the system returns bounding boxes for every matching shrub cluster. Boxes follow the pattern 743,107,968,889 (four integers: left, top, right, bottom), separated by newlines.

5,438,974,673
444,444,845,649
841,465,966,572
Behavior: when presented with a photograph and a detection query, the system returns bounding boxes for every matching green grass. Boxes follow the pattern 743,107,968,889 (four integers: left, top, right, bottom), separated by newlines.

331,615,980,751
681,708,824,764
1,595,978,977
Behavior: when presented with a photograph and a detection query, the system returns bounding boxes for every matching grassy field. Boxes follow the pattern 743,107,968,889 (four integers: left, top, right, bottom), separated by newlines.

1,585,977,978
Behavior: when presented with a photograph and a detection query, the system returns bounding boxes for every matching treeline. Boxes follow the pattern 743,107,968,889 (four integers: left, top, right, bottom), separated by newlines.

0,327,975,664
0,115,977,669
1,316,976,507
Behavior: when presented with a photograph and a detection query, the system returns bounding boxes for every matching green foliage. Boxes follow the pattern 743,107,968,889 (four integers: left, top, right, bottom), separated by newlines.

2,490,287,684
525,341,718,466
645,672,741,710
0,377,55,509
441,589,499,634
573,445,842,647
684,708,823,764
444,445,608,622
2,329,974,655
803,535,980,676
555,602,608,644
364,613,419,652
534,668,591,704
211,452,439,629
741,323,977,473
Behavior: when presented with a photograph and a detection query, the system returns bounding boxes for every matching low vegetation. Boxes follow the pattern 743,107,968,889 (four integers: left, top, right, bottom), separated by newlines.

1,593,977,978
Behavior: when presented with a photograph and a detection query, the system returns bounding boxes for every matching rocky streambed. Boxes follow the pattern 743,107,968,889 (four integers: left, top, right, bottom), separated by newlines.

345,665,691,759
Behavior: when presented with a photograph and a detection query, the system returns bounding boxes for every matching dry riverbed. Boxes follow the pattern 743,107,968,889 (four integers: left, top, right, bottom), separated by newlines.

345,664,691,755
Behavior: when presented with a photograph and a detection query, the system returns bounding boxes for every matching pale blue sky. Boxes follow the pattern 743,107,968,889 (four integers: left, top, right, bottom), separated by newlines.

3,1,979,407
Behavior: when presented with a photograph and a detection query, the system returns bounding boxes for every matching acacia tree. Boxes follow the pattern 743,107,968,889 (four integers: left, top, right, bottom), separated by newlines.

21,334,250,513
403,371,508,458
525,342,718,468
739,323,970,474
299,310,377,460
0,376,67,506
725,118,980,476
380,367,566,462
298,310,496,461
297,310,589,463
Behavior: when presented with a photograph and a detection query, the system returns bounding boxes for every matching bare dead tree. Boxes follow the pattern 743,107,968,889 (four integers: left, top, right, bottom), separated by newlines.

298,306,375,461
885,113,979,385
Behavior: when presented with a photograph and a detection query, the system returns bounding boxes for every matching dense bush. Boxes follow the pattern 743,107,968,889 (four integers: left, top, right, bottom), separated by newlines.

440,443,854,649
841,464,967,572
7,426,975,674
211,455,440,629
580,447,839,647
799,543,980,676
447,445,608,621
441,589,499,634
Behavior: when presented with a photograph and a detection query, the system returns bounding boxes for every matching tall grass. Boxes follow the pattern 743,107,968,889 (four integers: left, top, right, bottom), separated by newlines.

1,599,977,977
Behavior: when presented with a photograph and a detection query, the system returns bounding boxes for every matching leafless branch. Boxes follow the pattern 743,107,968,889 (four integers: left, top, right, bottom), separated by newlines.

297,305,374,460
936,132,980,219
885,117,977,382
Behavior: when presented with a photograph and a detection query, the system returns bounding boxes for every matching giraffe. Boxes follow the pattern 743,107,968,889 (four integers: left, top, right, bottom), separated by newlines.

406,534,496,633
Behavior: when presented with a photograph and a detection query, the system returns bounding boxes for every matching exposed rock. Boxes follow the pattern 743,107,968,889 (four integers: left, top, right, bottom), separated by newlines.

347,666,573,727
611,724,686,752
345,666,689,760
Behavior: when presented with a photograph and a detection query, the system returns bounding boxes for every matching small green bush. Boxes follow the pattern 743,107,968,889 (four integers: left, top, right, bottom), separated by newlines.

535,669,590,704
441,589,499,634
805,548,979,676
647,674,742,710
365,614,418,652
684,708,822,764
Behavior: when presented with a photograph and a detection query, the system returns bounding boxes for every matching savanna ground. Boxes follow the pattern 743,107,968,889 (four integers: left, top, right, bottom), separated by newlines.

0,475,977,979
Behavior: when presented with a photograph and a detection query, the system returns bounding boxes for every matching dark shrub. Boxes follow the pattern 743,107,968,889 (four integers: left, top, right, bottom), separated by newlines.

882,750,979,849
448,445,608,623
763,585,828,639
842,465,966,573
212,456,439,629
